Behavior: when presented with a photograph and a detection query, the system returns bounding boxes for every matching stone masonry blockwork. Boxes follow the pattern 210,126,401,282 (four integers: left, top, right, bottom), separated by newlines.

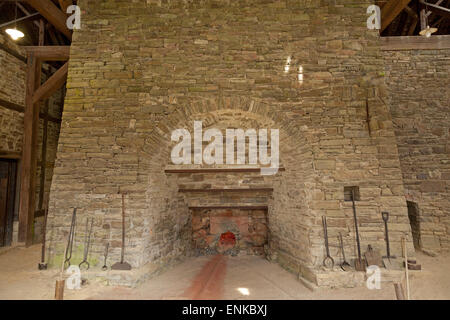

45,0,420,286
384,48,450,252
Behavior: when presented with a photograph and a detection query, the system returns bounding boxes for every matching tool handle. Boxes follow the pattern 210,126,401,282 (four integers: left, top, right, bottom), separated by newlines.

121,193,126,263
383,213,391,257
104,242,109,257
402,237,410,300
339,233,347,261
351,189,362,260
41,208,48,263
322,216,331,256
65,208,77,262
85,218,94,257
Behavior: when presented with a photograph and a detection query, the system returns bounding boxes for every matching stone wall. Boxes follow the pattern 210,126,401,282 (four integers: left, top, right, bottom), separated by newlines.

47,0,415,286
384,47,450,252
0,34,26,155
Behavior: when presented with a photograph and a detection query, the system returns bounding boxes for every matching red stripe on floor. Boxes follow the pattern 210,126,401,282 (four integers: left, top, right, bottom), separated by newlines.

182,254,227,300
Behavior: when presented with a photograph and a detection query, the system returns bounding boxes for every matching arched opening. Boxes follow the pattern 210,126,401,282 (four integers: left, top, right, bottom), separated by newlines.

140,97,316,279
407,201,421,250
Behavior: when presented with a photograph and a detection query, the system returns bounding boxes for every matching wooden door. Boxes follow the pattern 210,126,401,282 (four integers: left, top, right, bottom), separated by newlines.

0,160,17,247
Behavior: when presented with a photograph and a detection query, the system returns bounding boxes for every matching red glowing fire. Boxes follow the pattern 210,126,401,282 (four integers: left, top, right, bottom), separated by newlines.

219,231,236,246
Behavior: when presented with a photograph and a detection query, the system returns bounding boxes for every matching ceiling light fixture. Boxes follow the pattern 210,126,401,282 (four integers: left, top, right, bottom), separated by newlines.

419,25,437,38
5,1,24,41
5,28,24,41
419,3,438,38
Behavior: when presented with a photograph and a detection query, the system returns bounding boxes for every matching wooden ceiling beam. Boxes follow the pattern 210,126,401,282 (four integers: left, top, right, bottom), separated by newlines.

0,12,41,29
47,24,60,45
381,0,412,32
376,1,387,9
420,0,450,19
16,2,40,29
404,5,419,35
24,0,72,40
21,46,70,61
58,0,74,12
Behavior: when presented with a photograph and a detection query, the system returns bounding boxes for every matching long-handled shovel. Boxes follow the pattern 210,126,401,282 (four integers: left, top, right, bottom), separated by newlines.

365,244,383,267
381,211,400,270
351,189,366,271
111,193,132,270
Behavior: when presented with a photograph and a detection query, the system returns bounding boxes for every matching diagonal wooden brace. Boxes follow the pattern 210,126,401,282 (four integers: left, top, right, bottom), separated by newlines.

32,62,69,104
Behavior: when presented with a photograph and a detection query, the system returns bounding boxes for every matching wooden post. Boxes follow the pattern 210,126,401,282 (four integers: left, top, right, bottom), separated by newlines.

38,21,47,213
18,53,41,245
420,9,427,30
54,280,65,300
18,20,44,246
403,237,411,300
38,100,49,211
39,19,44,46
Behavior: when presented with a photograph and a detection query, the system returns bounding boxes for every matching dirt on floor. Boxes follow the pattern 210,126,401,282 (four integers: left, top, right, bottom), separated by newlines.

0,245,448,300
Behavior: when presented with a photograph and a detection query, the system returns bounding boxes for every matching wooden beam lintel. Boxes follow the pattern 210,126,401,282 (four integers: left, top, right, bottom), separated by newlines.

22,46,70,61
381,35,450,50
420,0,450,19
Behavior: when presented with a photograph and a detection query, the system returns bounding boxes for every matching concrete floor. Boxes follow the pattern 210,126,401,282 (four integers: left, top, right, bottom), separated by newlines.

0,245,449,300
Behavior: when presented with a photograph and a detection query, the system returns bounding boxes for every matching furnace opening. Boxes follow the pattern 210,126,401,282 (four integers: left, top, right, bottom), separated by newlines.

192,208,268,257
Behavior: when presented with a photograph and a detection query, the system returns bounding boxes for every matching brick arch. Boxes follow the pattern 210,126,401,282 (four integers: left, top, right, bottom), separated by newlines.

139,96,316,273
142,96,313,172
